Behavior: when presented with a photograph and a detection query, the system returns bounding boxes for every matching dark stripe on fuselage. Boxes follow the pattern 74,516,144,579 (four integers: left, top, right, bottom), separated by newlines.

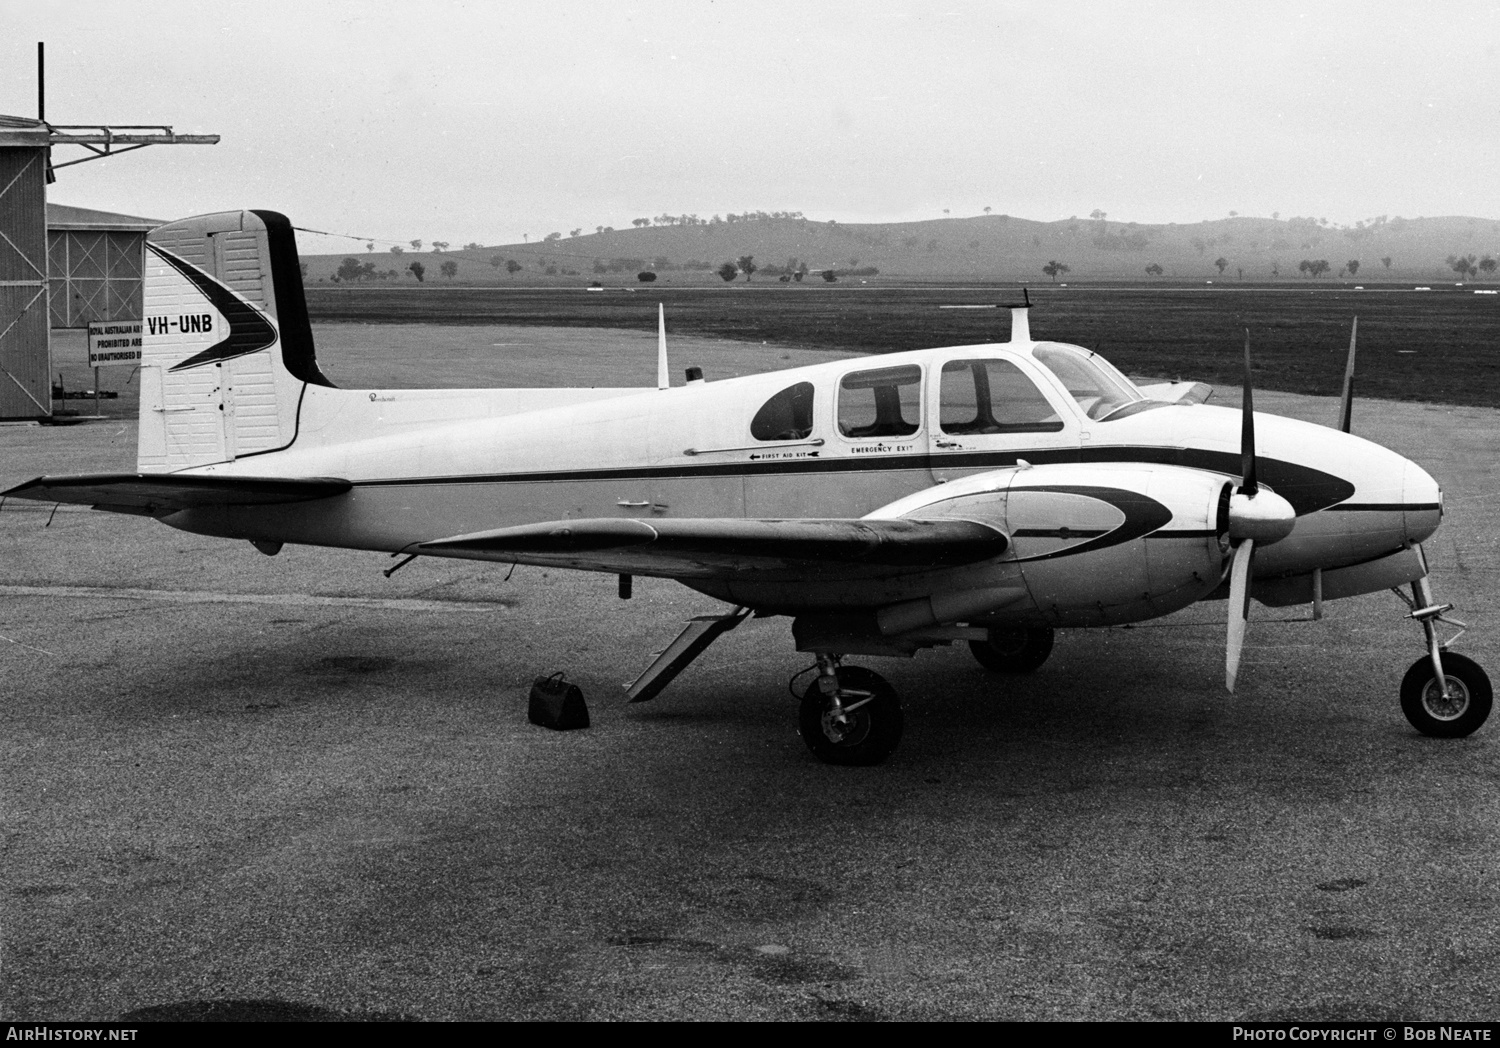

1326,503,1439,513
350,444,1356,516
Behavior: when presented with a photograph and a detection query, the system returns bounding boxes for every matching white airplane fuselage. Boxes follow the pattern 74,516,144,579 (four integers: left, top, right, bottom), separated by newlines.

164,338,1440,626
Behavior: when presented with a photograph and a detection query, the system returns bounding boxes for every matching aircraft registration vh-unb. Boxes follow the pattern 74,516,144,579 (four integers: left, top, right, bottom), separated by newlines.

7,210,1490,764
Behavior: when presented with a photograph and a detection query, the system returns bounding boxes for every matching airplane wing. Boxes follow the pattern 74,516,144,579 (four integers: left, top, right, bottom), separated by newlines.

3,473,352,515
417,517,1009,579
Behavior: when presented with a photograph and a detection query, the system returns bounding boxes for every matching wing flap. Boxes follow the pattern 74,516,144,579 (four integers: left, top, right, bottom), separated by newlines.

3,473,352,514
418,517,1009,578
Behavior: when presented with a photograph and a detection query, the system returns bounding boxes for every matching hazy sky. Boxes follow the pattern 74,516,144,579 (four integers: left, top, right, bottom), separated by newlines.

5,1,1497,254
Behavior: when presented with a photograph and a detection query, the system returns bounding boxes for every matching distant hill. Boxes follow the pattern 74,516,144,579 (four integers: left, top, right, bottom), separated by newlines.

302,213,1500,287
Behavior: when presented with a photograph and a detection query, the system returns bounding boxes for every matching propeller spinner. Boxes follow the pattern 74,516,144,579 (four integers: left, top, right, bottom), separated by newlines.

1225,331,1296,692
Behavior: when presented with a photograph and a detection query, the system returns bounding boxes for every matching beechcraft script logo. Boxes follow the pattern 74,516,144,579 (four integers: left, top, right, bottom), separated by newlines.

146,244,278,372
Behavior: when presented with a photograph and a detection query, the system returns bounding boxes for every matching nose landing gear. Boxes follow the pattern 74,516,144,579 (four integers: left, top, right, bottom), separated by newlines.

1396,575,1492,738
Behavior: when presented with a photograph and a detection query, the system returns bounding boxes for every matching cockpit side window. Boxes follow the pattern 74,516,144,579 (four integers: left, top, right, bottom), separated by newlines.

838,365,922,438
1032,344,1143,421
939,359,1064,434
750,381,816,441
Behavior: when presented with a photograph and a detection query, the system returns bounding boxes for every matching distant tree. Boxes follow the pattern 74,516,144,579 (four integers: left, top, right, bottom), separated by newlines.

1090,209,1107,222
431,241,449,253
410,240,422,251
490,255,504,268
821,269,838,282
1480,257,1498,277
570,228,582,237
439,260,458,280
637,271,657,283
408,261,426,282
1297,259,1330,278
1042,260,1070,282
1448,254,1478,278
632,218,650,228
736,255,757,281
506,260,522,277
1214,257,1228,274
1381,256,1392,269
1346,260,1360,277
464,242,481,251
543,232,561,242
366,241,374,252
336,257,377,282
794,262,808,282
983,206,992,215
390,245,404,255
717,262,738,282
1145,263,1164,277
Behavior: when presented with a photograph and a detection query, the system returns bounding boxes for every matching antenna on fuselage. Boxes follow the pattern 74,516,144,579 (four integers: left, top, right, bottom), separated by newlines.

1009,286,1032,345
657,303,669,390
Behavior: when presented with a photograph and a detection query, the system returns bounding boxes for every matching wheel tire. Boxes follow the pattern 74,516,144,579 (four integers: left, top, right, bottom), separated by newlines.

798,666,904,766
1400,652,1492,738
969,626,1054,674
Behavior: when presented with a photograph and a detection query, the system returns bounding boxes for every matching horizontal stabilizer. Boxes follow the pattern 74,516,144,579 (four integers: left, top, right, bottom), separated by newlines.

3,473,352,514
419,516,1009,578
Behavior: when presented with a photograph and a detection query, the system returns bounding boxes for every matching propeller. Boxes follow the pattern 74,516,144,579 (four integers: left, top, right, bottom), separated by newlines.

1224,330,1297,692
1338,316,1357,434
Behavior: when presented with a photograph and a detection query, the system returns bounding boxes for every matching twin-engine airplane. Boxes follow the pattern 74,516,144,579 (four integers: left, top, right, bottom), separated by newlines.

7,210,1490,764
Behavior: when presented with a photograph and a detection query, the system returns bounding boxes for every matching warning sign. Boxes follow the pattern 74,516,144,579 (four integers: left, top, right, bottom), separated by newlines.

88,320,143,367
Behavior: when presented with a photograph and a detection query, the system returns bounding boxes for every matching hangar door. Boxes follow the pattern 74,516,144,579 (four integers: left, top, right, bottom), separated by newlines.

0,146,50,418
48,229,145,328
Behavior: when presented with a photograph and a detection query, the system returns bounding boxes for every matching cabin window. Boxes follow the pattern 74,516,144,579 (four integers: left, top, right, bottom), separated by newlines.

838,364,922,438
939,359,1064,434
751,381,816,440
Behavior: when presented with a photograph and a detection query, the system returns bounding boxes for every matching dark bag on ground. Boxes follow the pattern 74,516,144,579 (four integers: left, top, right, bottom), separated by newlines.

528,673,590,730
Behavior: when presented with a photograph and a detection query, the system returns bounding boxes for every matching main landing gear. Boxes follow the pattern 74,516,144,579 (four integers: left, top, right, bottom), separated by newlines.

968,626,1054,674
1396,576,1492,738
797,654,904,766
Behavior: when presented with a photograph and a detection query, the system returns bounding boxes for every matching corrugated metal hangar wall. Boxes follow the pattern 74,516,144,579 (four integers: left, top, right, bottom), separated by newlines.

47,204,154,328
0,118,51,418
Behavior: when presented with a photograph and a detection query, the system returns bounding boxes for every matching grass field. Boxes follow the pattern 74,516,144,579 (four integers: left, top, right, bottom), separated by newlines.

306,283,1500,408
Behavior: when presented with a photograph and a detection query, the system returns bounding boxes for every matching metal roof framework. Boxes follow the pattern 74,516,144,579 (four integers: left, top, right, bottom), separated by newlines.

46,125,220,173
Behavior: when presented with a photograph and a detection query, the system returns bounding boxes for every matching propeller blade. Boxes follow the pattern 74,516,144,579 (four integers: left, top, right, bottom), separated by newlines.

1240,329,1258,496
1338,316,1357,434
657,303,669,390
1226,538,1255,692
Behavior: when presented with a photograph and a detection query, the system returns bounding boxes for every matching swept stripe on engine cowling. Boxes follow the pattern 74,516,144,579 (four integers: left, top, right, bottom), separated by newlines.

348,444,1357,517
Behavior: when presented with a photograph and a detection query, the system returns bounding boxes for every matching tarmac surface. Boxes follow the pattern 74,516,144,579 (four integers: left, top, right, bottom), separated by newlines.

4,326,1500,1020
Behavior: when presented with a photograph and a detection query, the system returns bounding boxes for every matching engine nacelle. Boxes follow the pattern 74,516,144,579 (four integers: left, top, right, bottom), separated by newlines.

871,462,1231,627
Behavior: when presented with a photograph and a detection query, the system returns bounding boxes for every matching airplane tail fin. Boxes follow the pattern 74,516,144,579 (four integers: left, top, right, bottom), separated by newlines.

138,210,333,471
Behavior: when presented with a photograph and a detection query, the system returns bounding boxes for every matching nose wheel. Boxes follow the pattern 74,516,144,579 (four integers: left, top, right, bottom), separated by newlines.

1401,652,1492,738
1396,572,1492,738
798,659,903,766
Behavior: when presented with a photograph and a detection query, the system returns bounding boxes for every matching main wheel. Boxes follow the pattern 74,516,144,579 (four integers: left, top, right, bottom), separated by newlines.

969,626,1054,674
798,666,903,766
1400,652,1492,738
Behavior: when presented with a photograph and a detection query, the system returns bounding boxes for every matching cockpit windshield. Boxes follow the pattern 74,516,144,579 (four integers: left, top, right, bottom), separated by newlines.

1032,344,1145,421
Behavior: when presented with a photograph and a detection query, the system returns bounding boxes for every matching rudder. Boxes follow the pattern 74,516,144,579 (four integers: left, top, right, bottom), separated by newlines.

138,210,332,470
